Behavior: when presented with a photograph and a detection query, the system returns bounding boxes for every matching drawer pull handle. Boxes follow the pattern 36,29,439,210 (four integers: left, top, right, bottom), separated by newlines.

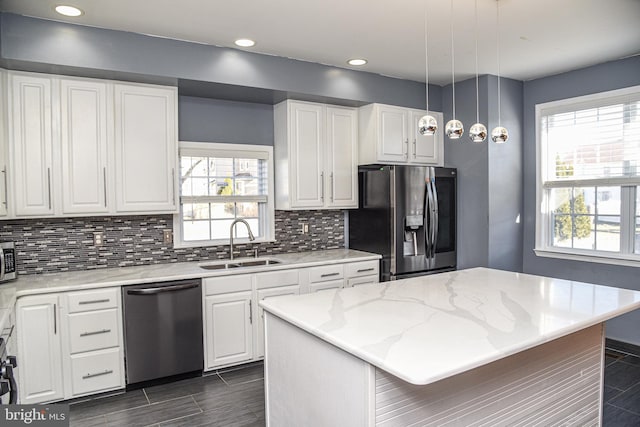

320,272,340,278
80,329,111,337
78,299,110,305
82,370,113,380
357,268,375,273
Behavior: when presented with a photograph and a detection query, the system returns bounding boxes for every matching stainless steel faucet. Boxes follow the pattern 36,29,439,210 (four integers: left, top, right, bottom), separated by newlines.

229,219,256,261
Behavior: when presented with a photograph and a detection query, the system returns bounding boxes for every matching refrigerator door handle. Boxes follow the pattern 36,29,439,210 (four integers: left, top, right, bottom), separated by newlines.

430,167,439,260
424,173,433,262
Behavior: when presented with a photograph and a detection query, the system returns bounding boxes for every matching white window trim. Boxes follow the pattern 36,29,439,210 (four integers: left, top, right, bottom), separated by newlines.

534,85,640,267
173,141,275,249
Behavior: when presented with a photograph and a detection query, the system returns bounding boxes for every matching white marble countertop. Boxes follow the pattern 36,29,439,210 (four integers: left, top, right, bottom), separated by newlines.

12,249,379,297
260,267,640,386
0,283,16,334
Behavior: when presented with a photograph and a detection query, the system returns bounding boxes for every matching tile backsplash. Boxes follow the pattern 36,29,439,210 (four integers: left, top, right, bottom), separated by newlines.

1,210,344,275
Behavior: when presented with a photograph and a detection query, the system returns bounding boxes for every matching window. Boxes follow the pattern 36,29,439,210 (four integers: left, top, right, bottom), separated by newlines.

174,142,274,247
535,86,640,266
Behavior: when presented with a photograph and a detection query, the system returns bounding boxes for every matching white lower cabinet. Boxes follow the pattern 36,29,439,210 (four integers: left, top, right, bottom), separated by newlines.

16,294,64,404
205,292,253,369
255,269,301,358
16,287,125,404
203,275,254,370
202,261,376,370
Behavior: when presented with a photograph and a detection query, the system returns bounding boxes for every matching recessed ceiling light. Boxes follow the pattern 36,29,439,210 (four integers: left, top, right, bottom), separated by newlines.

348,59,368,66
55,5,83,17
234,39,256,48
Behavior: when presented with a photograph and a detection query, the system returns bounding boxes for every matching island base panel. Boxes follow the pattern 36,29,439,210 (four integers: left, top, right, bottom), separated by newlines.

264,314,604,426
375,324,603,426
264,313,374,426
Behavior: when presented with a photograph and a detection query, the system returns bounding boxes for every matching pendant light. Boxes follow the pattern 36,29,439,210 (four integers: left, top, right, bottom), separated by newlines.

491,0,509,143
445,0,463,139
418,1,437,136
469,0,487,143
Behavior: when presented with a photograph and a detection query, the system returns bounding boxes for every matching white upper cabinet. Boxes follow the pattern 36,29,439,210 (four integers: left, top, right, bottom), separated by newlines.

409,109,442,164
274,100,358,210
359,103,444,166
3,70,178,219
0,71,8,217
60,78,111,214
114,83,178,213
9,72,55,216
325,106,358,208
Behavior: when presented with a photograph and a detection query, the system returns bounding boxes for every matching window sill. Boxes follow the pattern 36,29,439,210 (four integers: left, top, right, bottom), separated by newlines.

173,237,276,250
534,247,640,268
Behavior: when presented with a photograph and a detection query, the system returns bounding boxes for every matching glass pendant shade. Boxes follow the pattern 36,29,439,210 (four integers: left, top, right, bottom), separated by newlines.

469,123,487,143
491,126,509,143
445,119,464,139
418,114,438,135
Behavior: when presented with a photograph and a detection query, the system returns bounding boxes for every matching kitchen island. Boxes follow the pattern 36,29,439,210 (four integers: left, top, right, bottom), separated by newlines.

260,267,640,426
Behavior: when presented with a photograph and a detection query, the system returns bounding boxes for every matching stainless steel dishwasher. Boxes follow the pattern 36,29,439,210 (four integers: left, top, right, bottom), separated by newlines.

123,279,203,385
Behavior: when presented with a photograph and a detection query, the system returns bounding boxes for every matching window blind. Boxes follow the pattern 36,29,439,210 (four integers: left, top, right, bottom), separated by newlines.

541,98,640,183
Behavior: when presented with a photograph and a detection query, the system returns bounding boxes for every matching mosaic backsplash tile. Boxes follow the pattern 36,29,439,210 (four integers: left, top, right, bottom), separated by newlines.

0,210,345,275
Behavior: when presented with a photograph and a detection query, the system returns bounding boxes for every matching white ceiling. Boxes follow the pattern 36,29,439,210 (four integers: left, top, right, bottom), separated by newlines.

1,0,639,86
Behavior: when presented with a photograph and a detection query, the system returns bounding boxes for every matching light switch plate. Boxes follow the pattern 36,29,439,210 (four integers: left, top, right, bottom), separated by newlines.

163,229,173,244
301,223,309,234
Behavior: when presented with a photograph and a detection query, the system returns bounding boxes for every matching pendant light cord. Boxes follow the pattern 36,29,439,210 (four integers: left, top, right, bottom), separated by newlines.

496,0,502,127
424,1,429,112
474,0,479,124
450,0,456,119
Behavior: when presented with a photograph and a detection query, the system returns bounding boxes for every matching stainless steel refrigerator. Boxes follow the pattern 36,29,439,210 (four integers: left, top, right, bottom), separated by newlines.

349,165,456,281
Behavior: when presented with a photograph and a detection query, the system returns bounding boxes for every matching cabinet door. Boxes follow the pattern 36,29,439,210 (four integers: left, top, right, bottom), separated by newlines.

256,285,300,358
114,83,177,213
289,101,324,208
10,72,54,216
409,110,442,165
205,291,253,369
60,78,110,214
326,106,358,208
0,71,8,217
377,105,408,163
17,294,64,404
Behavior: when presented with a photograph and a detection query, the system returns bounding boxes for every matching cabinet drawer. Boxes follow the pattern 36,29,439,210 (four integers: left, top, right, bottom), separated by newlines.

345,260,379,278
68,309,120,354
309,279,343,293
67,288,119,313
308,265,344,283
70,347,123,396
204,274,252,296
255,270,299,290
347,275,379,287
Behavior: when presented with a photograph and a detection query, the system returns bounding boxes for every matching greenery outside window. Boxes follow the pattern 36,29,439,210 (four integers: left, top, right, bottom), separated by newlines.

535,86,640,266
173,142,274,248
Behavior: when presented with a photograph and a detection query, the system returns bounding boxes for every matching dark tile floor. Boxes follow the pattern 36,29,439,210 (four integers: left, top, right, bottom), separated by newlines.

69,363,265,427
69,341,640,427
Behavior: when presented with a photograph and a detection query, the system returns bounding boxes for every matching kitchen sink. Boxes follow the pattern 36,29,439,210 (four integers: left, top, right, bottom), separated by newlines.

199,258,282,270
236,259,281,267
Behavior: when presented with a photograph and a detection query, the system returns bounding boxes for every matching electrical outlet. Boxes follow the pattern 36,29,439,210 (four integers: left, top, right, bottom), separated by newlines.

93,232,104,246
301,223,309,234
163,229,173,244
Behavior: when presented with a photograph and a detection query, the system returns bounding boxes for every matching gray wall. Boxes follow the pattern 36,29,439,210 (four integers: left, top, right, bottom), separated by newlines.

179,96,274,145
522,56,640,345
443,75,523,272
487,76,523,272
443,77,490,269
0,13,441,112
